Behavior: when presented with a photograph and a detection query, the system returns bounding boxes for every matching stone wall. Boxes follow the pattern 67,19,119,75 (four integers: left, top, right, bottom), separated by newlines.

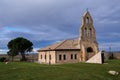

113,52,120,59
104,52,120,60
38,50,80,64
38,51,56,64
56,50,80,64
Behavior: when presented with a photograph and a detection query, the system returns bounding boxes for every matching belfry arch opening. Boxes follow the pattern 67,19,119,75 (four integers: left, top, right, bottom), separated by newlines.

83,27,87,37
89,28,92,38
86,17,89,23
86,47,93,53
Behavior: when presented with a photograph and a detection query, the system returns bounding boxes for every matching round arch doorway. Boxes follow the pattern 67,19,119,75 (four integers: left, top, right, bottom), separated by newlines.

86,47,94,60
87,47,93,53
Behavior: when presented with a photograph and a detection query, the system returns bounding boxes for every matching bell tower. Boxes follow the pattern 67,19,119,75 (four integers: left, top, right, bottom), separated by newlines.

79,10,99,62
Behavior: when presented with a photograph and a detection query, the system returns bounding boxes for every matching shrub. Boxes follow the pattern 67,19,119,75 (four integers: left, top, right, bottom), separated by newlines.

0,57,6,62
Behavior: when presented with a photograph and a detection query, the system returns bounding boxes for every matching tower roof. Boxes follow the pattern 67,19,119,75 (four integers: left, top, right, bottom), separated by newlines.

83,9,90,16
81,10,93,26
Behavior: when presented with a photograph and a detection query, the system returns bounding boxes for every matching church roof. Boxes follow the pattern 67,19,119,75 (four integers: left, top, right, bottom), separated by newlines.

38,39,80,51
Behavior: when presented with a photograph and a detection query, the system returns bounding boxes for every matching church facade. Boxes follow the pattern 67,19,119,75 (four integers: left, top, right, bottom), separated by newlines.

38,11,99,64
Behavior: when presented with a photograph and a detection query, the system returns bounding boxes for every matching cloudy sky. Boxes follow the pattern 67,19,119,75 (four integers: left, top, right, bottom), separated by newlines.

0,0,120,53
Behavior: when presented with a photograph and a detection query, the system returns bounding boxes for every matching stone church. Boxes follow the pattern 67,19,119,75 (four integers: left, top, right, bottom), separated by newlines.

38,11,103,64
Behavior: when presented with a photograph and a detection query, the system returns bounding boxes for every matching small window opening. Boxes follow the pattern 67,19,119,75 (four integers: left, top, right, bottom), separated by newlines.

71,54,73,59
45,55,46,59
59,55,62,60
75,54,77,59
63,55,66,60
41,55,42,59
49,55,51,60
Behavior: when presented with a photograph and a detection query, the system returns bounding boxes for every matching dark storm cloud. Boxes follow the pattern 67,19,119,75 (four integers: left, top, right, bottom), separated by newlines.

0,0,120,51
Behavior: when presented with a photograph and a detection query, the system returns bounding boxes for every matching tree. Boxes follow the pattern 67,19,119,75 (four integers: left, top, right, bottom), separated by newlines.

0,57,6,62
7,37,33,61
109,52,114,59
7,49,18,62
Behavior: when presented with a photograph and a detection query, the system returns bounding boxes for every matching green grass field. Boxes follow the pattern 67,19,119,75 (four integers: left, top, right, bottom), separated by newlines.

0,60,120,80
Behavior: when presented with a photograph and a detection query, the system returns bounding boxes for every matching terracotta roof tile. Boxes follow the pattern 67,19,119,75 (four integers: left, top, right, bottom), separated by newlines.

38,39,80,51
